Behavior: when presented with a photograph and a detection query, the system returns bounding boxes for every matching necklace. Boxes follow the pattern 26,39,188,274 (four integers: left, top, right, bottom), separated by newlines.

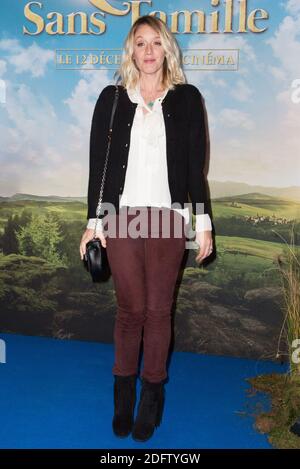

141,88,165,108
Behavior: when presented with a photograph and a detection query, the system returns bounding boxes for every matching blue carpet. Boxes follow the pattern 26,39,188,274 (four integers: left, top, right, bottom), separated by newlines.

0,332,287,449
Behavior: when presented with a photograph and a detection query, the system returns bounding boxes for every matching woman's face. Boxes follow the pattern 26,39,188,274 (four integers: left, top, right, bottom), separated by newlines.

132,24,165,77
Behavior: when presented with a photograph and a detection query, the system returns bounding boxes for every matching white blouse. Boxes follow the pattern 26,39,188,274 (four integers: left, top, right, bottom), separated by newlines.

87,82,212,233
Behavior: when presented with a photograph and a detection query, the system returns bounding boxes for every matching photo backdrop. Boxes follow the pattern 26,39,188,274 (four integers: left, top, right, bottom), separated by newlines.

0,0,299,360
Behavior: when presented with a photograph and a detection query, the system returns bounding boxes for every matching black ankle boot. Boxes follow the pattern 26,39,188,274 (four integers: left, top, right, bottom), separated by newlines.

112,374,137,438
131,377,165,442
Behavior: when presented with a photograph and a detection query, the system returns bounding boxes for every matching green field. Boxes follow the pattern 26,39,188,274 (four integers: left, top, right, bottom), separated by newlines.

212,198,300,220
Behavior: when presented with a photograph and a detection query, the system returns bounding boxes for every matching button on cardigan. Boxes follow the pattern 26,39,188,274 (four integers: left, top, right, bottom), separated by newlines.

87,82,212,233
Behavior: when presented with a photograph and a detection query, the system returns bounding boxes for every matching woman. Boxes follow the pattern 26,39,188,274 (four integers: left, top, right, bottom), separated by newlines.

79,15,213,442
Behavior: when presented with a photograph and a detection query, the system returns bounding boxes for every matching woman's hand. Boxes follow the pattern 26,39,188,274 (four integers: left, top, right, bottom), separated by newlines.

79,228,106,261
195,230,213,264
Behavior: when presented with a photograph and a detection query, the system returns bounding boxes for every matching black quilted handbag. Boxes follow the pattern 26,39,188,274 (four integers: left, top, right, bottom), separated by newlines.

83,84,120,282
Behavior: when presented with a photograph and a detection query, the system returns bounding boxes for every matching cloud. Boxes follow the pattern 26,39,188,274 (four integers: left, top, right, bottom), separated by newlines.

230,79,253,102
0,64,114,197
196,4,300,187
266,14,300,80
0,78,71,195
64,68,111,129
268,65,287,82
184,33,258,110
208,75,227,88
0,39,53,77
3,80,60,162
0,39,22,53
9,84,55,134
218,108,255,130
284,0,300,14
253,2,300,186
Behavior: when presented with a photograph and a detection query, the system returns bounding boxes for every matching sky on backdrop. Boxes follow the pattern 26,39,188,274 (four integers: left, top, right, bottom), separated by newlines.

0,0,299,197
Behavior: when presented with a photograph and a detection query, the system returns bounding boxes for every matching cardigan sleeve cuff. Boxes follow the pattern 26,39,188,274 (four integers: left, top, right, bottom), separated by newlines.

195,213,212,232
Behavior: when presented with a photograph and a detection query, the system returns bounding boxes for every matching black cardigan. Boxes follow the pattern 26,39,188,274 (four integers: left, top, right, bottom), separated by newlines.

87,83,210,220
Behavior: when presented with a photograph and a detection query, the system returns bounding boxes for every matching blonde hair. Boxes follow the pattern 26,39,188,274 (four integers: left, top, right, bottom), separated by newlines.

113,15,186,91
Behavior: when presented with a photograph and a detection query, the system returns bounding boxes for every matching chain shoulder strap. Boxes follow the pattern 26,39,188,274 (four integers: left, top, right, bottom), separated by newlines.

93,84,120,238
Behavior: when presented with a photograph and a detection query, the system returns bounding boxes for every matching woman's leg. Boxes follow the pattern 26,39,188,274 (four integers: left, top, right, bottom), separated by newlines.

142,208,186,383
106,213,146,377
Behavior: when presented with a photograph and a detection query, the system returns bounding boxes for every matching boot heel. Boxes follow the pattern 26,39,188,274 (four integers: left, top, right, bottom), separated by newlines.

132,378,165,442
